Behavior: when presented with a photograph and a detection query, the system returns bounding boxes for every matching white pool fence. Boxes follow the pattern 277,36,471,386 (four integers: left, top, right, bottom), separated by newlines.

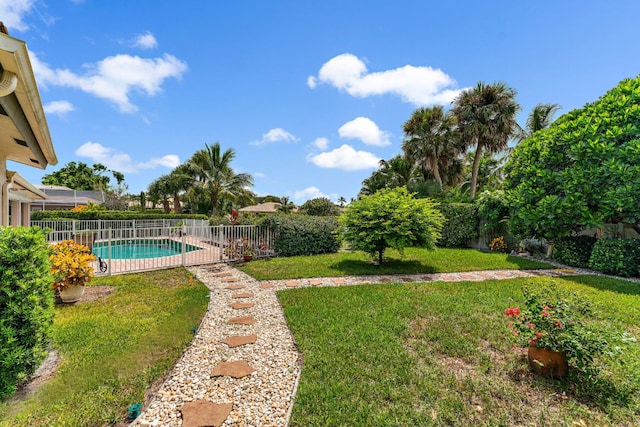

31,219,276,276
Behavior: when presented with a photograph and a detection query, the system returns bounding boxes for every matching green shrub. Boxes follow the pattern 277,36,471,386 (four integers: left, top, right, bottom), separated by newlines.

552,235,597,268
437,203,478,247
31,210,208,221
0,227,55,398
476,190,509,241
258,214,341,256
589,238,640,277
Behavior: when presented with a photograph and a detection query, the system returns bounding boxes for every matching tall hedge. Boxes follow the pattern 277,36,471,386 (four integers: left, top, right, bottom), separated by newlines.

258,214,341,256
31,210,208,221
0,227,55,398
588,238,640,277
437,203,478,247
552,235,597,268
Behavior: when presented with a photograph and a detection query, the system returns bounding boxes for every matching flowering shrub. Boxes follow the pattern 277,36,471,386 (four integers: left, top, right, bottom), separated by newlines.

505,285,616,379
50,240,96,291
489,236,507,252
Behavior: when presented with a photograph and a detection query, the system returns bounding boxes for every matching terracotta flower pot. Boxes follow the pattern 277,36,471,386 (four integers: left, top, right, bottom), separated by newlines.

527,346,568,378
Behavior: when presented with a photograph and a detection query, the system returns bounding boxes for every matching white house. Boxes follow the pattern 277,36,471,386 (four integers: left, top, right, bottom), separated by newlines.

0,24,57,226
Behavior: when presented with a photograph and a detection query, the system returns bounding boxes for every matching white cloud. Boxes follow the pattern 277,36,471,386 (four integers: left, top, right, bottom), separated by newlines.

133,31,158,49
338,117,391,147
250,128,298,146
311,137,329,150
75,141,180,173
308,53,465,105
44,100,74,116
307,144,380,171
253,172,266,178
30,51,187,113
292,186,337,203
0,0,34,32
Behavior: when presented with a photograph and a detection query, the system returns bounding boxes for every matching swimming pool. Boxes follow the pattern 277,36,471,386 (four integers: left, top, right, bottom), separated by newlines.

93,239,202,260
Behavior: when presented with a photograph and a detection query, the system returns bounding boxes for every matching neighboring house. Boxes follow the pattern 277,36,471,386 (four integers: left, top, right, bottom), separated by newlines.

239,202,284,214
32,185,104,211
0,25,57,226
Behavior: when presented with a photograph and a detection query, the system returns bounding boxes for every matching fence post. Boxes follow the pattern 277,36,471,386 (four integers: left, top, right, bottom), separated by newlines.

181,224,186,266
107,228,112,276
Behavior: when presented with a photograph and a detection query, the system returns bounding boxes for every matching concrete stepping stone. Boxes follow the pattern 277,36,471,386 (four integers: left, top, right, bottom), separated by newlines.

227,316,256,325
221,277,239,283
221,334,257,348
379,277,392,283
232,292,254,298
309,279,322,286
260,282,274,289
230,302,254,309
180,400,232,427
285,280,298,287
420,275,433,281
401,277,414,282
332,278,346,284
225,284,245,290
211,360,256,378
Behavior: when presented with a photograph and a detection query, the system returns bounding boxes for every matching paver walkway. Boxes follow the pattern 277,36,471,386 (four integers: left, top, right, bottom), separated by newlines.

133,267,578,427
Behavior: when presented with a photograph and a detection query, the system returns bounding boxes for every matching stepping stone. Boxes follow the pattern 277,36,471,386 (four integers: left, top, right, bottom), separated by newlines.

332,278,346,284
232,292,254,298
221,277,239,283
225,284,245,290
260,282,274,289
309,279,322,286
285,280,298,287
180,400,232,427
379,277,392,283
420,275,433,281
212,272,232,277
401,277,414,282
227,316,256,325
230,302,254,309
211,360,255,378
221,334,257,348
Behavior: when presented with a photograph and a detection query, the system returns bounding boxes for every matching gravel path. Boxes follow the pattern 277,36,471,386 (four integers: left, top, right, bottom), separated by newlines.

132,266,584,427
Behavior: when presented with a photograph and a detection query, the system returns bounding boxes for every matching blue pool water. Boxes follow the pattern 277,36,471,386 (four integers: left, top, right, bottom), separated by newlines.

93,239,200,260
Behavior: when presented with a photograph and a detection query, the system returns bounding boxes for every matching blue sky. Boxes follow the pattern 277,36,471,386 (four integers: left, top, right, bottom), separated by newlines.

4,1,640,204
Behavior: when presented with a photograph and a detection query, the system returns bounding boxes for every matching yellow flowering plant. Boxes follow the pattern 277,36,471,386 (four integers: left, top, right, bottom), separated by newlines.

49,240,97,291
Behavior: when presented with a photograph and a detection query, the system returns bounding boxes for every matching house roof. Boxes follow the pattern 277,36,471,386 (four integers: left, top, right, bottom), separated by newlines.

6,171,47,201
0,31,57,169
239,202,283,213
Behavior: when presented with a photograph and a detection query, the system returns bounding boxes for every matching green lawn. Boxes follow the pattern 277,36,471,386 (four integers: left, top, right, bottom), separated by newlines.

278,275,640,426
0,268,209,427
239,247,553,280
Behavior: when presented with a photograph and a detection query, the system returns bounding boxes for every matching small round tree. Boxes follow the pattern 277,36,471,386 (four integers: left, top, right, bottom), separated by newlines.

340,187,444,264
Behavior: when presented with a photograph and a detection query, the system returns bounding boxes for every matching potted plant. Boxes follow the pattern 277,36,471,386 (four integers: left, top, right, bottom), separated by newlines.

243,247,254,261
505,285,611,379
50,240,97,303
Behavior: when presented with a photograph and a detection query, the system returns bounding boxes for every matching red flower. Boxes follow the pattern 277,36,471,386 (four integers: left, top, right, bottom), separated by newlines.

527,323,535,329
529,339,537,346
512,330,519,336
505,307,521,317
556,322,563,328
535,332,543,338
541,311,548,317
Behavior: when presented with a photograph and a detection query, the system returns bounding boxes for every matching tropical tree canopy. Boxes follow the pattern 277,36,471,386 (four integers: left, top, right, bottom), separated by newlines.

505,76,640,240
452,81,520,199
402,105,460,190
340,187,444,264
184,142,254,217
42,162,124,191
299,197,339,216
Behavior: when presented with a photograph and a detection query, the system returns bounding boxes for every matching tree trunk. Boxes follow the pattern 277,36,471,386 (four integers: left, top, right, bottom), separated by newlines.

162,199,170,214
173,194,182,214
378,249,383,265
469,142,484,199
431,157,443,190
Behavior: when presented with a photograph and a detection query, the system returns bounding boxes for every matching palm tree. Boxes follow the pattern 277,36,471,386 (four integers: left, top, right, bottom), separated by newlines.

147,174,172,213
515,103,561,142
452,81,520,199
185,142,254,217
278,196,296,214
401,106,459,190
358,155,419,197
165,165,194,214
337,196,347,208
